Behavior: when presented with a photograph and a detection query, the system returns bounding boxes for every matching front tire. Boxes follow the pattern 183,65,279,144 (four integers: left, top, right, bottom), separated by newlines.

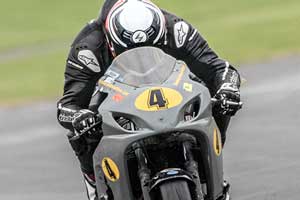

159,180,192,200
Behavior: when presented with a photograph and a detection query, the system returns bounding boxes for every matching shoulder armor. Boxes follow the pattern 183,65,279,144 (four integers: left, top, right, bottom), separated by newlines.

77,49,101,73
162,10,191,49
69,22,105,73
173,21,189,48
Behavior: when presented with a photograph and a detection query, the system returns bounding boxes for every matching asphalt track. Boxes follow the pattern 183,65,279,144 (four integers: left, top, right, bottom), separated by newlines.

1,56,300,200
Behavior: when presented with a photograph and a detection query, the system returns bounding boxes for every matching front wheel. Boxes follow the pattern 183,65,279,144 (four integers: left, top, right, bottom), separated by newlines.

159,180,192,200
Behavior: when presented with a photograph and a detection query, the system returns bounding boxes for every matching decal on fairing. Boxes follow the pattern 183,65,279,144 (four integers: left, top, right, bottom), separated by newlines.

213,128,222,156
101,157,120,182
99,80,129,96
135,87,183,111
183,83,193,92
174,64,186,86
112,93,124,102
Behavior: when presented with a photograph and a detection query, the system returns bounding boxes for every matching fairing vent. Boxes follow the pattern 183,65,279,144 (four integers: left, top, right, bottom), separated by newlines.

114,116,137,131
183,99,200,122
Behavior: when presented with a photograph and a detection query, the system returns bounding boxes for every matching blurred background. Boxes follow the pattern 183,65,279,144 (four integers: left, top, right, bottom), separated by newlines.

0,0,299,199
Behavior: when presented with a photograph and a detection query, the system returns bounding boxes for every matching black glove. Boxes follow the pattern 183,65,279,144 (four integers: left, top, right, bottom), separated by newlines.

71,109,102,138
214,83,242,116
67,110,102,173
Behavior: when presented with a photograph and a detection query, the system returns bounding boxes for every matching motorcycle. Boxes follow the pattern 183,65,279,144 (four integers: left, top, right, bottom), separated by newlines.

86,47,241,200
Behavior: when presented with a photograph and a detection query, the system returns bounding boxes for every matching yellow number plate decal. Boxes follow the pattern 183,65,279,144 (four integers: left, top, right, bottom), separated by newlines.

213,128,222,156
101,157,120,182
135,87,183,111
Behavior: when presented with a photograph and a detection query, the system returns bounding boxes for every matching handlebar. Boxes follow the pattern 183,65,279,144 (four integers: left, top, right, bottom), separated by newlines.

211,97,243,109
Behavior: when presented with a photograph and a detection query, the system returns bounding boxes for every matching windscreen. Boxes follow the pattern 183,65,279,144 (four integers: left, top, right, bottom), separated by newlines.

105,47,176,87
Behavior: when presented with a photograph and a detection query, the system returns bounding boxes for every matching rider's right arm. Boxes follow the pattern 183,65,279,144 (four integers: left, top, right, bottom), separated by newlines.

57,22,105,131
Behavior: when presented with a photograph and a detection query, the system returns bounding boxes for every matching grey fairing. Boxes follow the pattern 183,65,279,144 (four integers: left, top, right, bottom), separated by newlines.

93,47,224,200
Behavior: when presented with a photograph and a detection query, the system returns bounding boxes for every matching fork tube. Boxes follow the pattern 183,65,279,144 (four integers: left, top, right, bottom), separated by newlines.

133,143,151,200
183,141,204,200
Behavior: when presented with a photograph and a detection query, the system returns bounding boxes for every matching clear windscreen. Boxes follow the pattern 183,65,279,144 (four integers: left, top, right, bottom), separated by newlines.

105,47,176,87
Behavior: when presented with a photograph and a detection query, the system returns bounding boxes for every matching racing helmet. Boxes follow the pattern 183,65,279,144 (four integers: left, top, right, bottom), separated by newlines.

105,0,166,55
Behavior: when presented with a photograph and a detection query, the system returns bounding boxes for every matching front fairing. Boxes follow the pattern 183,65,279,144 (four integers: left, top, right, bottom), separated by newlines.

94,47,224,200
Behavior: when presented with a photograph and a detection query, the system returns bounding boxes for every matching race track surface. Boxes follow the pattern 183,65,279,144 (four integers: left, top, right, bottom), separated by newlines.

1,56,299,200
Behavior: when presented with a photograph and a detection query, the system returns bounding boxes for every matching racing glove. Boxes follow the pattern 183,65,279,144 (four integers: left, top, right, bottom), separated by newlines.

213,83,242,116
72,109,102,138
67,110,102,174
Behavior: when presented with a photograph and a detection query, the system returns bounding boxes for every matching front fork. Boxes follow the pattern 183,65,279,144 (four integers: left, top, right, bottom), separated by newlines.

133,142,152,200
181,134,204,200
133,134,204,200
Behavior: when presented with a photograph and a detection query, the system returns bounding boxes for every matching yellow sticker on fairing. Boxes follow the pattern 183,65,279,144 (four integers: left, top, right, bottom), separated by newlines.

101,157,120,182
213,128,222,156
135,87,183,111
183,83,193,92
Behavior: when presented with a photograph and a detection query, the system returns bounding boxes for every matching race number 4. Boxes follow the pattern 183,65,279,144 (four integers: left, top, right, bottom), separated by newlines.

148,89,169,109
135,87,182,112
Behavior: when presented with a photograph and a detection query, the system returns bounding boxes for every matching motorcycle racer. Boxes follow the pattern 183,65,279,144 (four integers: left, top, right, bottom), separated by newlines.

57,0,241,199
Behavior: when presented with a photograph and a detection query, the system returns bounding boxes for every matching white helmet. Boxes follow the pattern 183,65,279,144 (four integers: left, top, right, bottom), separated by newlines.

105,0,166,54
